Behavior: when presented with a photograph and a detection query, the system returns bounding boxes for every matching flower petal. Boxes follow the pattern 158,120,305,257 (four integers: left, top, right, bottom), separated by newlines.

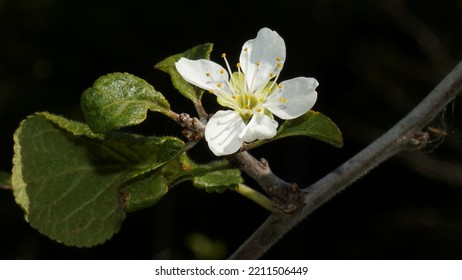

239,113,278,142
239,28,286,92
205,110,246,156
175,58,232,95
264,77,318,120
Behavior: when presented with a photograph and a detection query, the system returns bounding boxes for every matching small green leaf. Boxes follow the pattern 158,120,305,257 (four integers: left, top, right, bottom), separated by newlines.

12,113,184,247
160,155,242,193
81,72,170,133
117,138,186,213
193,169,242,193
251,111,343,149
118,172,168,212
275,111,343,147
155,43,213,101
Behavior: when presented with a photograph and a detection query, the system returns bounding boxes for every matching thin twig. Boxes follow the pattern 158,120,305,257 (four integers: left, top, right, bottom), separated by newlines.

230,152,303,214
229,58,462,259
193,99,208,120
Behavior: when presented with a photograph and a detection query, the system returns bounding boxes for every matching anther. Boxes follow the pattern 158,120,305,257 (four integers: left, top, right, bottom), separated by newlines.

279,97,287,103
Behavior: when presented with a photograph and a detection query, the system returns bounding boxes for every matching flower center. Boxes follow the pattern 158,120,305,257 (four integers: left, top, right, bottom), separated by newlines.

216,53,282,120
225,72,264,116
236,93,259,113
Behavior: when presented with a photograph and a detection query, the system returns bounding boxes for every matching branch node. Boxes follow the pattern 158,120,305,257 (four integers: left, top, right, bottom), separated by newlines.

259,158,269,167
405,131,430,151
231,152,305,215
176,113,206,142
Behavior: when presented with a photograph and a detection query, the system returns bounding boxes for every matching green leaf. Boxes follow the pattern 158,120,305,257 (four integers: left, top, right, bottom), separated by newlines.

12,113,184,247
276,110,343,147
251,110,343,149
160,155,242,194
117,137,186,213
193,169,242,193
118,172,168,213
81,72,171,133
155,43,213,101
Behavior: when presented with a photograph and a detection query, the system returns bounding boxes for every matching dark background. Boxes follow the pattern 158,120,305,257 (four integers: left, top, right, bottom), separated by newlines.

1,0,462,259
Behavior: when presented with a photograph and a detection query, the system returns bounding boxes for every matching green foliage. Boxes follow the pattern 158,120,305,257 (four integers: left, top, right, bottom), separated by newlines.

81,72,170,133
12,112,241,246
251,110,343,149
118,172,168,213
13,114,127,247
277,111,343,147
193,169,242,193
9,43,342,248
155,43,213,101
12,113,185,246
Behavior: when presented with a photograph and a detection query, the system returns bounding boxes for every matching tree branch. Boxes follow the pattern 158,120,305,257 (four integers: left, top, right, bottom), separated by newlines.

228,58,462,259
230,152,303,214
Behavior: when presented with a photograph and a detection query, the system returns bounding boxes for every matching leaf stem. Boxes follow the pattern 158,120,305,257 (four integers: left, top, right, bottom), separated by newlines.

193,99,208,119
234,183,281,215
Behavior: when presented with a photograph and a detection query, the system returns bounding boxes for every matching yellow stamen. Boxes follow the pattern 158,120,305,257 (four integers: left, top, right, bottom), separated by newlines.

269,72,275,78
209,90,215,94
219,69,224,74
206,72,211,77
255,61,260,66
279,97,287,103
221,53,226,58
217,83,222,88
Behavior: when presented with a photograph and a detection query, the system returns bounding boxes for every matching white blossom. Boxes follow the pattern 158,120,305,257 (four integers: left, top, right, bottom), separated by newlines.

176,27,318,156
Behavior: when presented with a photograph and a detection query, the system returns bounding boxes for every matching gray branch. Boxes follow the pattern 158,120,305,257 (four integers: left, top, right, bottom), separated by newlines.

229,58,462,259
